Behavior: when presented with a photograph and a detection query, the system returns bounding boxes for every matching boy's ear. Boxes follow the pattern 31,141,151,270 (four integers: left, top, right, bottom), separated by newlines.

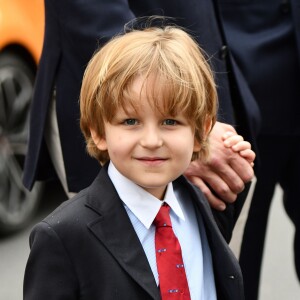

204,118,213,139
90,128,107,151
193,117,213,152
193,139,202,152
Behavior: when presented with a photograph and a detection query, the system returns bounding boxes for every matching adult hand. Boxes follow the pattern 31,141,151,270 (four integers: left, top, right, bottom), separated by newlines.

184,121,255,211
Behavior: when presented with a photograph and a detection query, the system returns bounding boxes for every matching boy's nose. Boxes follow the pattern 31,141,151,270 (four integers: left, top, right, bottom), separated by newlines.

140,126,163,148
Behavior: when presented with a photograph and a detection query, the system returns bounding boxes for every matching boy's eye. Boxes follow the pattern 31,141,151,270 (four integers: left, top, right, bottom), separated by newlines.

124,119,138,125
163,119,177,126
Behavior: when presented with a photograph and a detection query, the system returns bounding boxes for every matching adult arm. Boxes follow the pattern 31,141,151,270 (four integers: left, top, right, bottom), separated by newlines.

185,121,254,211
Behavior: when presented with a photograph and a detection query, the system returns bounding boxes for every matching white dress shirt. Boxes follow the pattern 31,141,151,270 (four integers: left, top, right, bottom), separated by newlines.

108,162,216,300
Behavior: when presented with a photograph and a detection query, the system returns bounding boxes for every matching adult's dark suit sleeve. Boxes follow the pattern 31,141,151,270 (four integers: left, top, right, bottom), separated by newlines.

23,0,62,189
213,182,251,242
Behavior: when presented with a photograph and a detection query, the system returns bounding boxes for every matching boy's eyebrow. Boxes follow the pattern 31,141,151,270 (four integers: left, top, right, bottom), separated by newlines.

120,105,137,115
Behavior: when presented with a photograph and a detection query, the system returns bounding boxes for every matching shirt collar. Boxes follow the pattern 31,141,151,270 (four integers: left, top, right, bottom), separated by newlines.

108,162,185,229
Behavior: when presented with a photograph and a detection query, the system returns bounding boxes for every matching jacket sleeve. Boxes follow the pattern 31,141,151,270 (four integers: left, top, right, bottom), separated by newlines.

23,222,78,300
212,181,251,243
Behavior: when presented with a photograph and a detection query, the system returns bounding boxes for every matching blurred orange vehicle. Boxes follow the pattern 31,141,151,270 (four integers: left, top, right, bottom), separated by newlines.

0,0,44,234
0,0,44,64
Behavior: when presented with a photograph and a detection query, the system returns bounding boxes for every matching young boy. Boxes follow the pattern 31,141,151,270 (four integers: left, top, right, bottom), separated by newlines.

24,26,253,300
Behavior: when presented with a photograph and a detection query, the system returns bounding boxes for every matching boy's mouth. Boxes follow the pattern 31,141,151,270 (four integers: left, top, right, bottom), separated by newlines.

135,157,168,166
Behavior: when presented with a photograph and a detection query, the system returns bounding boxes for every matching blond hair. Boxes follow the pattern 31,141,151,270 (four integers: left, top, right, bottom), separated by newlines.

80,26,218,164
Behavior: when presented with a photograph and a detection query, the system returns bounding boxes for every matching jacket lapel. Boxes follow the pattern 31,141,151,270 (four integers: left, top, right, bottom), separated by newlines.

85,167,160,300
174,176,244,300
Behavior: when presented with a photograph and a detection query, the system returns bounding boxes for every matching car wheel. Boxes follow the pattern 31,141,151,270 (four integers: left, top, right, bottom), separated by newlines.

0,51,42,235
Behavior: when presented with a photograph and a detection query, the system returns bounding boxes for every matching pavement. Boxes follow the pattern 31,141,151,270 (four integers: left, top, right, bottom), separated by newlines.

0,180,300,300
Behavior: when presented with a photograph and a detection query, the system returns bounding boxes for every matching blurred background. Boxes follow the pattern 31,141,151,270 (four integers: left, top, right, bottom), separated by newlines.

0,1,300,299
0,0,44,236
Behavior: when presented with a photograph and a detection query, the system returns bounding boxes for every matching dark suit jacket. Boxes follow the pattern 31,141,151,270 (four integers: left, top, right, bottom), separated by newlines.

24,166,245,300
219,0,300,136
23,0,260,193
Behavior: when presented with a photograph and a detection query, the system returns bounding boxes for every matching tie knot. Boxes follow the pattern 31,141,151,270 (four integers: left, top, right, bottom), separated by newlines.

154,203,172,228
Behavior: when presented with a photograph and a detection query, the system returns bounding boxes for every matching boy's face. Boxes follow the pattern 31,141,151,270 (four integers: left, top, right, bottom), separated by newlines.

91,76,201,200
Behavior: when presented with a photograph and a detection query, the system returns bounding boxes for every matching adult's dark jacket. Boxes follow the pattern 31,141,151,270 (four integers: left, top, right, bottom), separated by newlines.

23,0,260,193
219,0,300,136
24,166,245,300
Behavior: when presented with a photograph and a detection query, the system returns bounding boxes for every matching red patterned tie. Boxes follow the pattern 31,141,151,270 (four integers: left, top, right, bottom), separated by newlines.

154,203,191,300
